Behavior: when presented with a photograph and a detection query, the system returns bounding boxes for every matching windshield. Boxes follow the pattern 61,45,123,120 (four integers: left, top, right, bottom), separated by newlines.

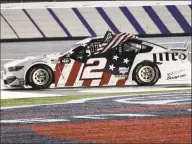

61,43,82,55
61,36,105,55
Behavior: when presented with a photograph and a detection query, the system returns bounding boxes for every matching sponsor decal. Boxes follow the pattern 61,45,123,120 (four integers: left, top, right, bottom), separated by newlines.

119,67,129,75
167,74,186,80
178,53,187,60
167,69,185,76
61,58,71,64
167,69,186,80
51,59,59,64
153,52,187,62
51,58,71,64
114,75,127,79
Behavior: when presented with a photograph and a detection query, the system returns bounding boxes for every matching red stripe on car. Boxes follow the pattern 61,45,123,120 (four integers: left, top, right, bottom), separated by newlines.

82,80,92,87
65,61,82,86
54,63,65,87
99,72,111,86
116,79,126,86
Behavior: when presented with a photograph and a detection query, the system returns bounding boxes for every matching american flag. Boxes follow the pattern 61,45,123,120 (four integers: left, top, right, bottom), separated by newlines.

91,32,136,55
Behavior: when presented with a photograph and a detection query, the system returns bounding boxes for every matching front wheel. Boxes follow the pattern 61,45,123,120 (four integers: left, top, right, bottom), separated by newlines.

134,62,160,86
28,65,53,89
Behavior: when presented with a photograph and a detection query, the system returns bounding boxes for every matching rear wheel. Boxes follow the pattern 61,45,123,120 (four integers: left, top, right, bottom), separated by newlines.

28,65,53,89
134,62,160,86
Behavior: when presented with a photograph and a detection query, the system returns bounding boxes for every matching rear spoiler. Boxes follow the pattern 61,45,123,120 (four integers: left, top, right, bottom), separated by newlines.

168,42,191,53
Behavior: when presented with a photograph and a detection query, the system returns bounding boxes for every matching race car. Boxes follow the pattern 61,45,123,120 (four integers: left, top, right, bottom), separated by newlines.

3,31,191,89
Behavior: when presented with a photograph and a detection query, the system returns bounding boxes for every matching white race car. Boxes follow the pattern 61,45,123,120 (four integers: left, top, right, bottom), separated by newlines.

2,31,191,89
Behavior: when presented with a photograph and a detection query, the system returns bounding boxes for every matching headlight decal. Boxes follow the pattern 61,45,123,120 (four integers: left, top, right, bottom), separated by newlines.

8,66,24,72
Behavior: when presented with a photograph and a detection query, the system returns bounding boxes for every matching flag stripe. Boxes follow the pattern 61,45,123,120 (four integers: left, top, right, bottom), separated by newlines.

123,34,135,42
105,33,126,52
99,72,111,86
112,33,134,48
65,61,82,86
101,32,126,53
112,33,128,48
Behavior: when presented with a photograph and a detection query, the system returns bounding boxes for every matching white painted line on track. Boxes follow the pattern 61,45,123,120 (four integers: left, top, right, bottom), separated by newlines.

1,80,63,99
1,91,63,99
78,87,191,93
1,118,69,124
1,113,155,124
73,113,155,120
115,98,190,105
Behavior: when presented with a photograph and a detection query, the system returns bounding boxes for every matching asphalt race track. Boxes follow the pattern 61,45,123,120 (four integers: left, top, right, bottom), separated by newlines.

1,92,191,143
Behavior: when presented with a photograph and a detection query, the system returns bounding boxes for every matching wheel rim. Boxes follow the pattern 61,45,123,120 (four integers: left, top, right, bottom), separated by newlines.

32,68,49,85
138,66,155,82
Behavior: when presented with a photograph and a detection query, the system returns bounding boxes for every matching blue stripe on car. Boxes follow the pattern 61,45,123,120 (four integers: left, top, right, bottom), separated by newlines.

166,5,191,33
22,9,46,38
119,7,146,35
72,8,96,37
96,7,120,34
143,6,170,34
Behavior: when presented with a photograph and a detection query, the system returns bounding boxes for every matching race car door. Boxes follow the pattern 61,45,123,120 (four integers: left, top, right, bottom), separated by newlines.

97,42,138,86
55,45,90,87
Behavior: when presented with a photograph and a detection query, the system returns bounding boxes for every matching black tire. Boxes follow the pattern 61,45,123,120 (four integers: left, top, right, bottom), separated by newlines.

133,61,160,86
28,65,53,89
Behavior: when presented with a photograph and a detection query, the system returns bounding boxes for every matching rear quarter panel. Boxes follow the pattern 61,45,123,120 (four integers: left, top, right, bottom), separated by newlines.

129,48,191,83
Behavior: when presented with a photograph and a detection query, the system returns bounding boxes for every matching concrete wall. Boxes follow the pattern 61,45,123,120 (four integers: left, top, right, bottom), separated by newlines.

1,1,191,39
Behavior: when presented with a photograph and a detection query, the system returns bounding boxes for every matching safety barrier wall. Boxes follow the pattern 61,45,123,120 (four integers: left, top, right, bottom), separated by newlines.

1,1,191,40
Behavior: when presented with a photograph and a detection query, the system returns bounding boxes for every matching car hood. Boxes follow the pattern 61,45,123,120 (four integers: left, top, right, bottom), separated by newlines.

4,53,62,67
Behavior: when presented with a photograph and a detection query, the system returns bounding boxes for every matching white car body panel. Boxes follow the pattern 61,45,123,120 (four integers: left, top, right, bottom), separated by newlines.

2,35,191,88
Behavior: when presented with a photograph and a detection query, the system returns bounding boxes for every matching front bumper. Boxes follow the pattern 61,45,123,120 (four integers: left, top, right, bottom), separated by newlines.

3,66,25,88
3,76,24,87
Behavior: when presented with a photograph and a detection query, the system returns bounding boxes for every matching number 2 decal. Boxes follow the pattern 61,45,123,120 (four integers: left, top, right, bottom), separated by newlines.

81,58,107,79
